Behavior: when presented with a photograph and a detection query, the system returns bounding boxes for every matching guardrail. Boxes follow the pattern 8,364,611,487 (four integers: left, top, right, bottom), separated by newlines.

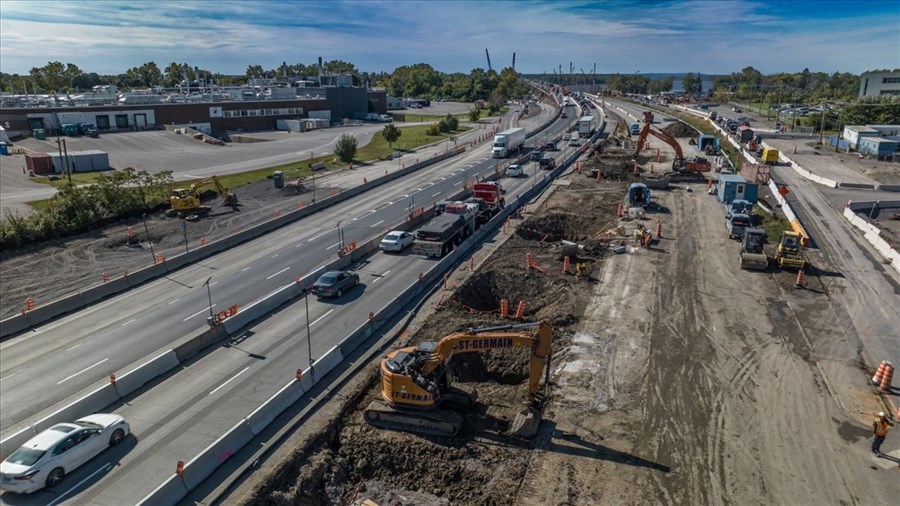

843,201,900,274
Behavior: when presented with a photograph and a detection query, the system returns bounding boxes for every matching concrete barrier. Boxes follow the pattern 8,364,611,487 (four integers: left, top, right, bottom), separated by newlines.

311,345,343,381
79,277,130,306
33,383,121,433
839,182,877,190
173,324,228,361
114,350,181,398
878,185,900,193
125,263,168,287
246,378,307,435
181,418,255,490
0,426,36,460
0,313,30,337
136,474,188,506
223,299,267,334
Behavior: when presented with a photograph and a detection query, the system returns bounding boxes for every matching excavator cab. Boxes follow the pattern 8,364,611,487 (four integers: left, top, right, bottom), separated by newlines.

167,176,237,218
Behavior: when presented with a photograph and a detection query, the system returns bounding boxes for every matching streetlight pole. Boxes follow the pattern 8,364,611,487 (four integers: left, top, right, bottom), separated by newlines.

336,219,344,252
204,276,215,323
304,288,313,367
182,220,189,253
141,213,156,262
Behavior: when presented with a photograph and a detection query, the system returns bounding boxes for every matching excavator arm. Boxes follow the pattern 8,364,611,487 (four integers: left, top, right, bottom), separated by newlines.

634,123,683,159
190,176,237,206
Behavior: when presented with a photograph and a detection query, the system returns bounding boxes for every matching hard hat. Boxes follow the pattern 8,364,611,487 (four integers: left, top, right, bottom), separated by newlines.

878,412,886,418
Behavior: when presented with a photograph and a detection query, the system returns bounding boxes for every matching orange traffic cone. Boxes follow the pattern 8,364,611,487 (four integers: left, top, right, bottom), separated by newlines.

514,300,526,319
500,298,509,318
879,364,894,392
873,360,890,384
563,256,571,273
656,221,662,239
795,270,805,288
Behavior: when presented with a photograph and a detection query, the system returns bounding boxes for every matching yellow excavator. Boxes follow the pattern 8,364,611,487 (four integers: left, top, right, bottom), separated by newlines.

364,321,552,438
166,176,238,218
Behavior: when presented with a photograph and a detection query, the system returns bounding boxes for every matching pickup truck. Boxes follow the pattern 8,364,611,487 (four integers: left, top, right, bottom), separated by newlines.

726,213,753,240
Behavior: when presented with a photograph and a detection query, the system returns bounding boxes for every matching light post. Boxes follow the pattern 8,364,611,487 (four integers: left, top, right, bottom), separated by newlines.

204,276,215,325
141,213,155,262
182,220,189,253
303,288,314,367
336,219,345,252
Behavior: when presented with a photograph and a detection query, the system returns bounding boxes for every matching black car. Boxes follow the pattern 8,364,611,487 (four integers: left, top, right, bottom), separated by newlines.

539,157,556,170
542,142,557,151
311,270,360,298
530,150,543,161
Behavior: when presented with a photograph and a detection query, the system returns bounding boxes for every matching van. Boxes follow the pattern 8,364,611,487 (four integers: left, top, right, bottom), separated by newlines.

630,123,640,135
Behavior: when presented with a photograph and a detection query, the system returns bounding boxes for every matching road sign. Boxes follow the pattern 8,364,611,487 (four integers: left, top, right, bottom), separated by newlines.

778,186,790,197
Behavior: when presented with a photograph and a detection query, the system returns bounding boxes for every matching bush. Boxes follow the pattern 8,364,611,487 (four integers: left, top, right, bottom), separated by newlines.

438,119,451,133
425,124,441,136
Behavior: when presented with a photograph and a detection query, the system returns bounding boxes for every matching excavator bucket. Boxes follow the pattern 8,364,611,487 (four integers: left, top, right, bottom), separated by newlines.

509,406,542,438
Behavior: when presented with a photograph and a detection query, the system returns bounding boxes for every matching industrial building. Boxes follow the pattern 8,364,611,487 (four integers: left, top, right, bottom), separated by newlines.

856,137,899,160
858,70,900,97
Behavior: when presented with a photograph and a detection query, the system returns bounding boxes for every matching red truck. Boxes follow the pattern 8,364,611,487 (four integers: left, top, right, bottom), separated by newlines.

473,182,505,212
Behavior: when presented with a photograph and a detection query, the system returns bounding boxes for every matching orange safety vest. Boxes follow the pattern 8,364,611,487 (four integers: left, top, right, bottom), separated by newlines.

874,419,888,437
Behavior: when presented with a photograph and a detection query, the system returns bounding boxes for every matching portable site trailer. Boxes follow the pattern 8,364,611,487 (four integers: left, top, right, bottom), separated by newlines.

717,174,758,205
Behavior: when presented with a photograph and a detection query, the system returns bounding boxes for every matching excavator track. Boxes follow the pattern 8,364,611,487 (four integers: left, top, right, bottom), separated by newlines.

363,400,464,437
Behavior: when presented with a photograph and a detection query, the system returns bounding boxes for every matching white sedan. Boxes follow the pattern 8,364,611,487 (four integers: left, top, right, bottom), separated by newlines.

0,413,129,494
380,230,414,252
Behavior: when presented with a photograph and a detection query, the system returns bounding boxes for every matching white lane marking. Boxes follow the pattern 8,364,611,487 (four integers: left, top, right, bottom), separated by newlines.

168,298,181,304
295,243,304,248
370,220,384,228
57,358,109,385
425,182,434,187
308,231,330,242
121,319,136,327
372,270,390,284
66,343,83,351
454,181,462,185
209,281,218,287
241,266,251,272
270,254,279,259
183,304,215,322
413,188,422,192
47,462,112,506
400,194,408,198
0,372,16,381
266,266,290,280
386,201,394,206
438,177,446,181
310,309,334,327
432,191,442,197
209,366,250,396
326,242,340,250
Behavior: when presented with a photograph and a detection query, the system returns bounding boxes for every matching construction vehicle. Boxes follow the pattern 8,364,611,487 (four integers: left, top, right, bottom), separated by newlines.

166,176,238,218
642,111,654,124
740,228,768,270
775,231,807,269
634,123,711,174
726,213,752,240
364,322,552,438
761,147,780,165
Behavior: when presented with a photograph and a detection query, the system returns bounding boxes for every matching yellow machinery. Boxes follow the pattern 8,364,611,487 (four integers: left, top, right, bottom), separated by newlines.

166,176,238,217
775,231,807,269
364,322,552,438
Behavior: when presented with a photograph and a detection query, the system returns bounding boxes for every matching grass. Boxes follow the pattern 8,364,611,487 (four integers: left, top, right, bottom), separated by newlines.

25,124,470,207
32,172,110,188
401,112,471,123
757,205,791,242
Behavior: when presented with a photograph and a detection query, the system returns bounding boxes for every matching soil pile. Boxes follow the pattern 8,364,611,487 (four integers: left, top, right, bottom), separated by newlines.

662,121,696,138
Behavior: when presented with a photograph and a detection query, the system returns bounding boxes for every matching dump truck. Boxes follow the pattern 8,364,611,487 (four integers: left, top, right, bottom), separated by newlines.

412,206,475,258
761,147,779,165
739,228,768,270
775,231,807,269
492,127,526,158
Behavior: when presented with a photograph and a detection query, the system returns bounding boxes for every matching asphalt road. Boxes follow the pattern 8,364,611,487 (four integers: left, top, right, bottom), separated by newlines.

0,98,584,504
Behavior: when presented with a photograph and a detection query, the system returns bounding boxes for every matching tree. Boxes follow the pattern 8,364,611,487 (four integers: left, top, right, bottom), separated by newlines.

681,73,700,95
245,65,264,78
469,107,481,122
334,134,358,163
443,113,459,131
30,61,67,92
125,62,163,88
381,123,401,148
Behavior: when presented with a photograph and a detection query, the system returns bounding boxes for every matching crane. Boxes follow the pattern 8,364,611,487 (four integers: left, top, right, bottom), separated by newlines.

634,123,711,173
485,48,492,72
364,322,553,438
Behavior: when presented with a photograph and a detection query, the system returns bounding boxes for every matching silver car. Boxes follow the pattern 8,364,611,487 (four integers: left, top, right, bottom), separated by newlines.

380,230,414,252
0,414,129,494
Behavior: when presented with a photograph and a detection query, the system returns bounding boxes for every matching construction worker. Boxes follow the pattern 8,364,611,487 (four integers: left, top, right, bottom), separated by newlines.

872,412,894,454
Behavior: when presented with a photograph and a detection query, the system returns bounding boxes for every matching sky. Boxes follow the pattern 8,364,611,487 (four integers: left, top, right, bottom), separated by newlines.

0,0,898,77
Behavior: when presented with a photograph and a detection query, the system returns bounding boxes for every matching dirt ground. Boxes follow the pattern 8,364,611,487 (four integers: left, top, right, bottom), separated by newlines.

239,126,899,506
0,177,346,319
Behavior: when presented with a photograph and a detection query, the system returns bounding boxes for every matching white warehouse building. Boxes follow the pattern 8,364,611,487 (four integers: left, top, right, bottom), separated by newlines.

858,70,900,97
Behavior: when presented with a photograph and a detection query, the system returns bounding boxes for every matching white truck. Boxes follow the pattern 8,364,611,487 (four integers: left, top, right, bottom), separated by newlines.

492,127,526,158
578,116,596,138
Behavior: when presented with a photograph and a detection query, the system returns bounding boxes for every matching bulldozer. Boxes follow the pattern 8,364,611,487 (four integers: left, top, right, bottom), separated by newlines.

166,176,238,218
775,231,807,269
739,228,768,270
364,321,552,438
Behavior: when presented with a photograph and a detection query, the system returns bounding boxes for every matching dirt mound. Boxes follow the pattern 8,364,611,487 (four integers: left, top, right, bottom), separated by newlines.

662,121,696,138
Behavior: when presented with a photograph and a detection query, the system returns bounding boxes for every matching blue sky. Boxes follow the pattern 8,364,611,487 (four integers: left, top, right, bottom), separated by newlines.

0,0,898,76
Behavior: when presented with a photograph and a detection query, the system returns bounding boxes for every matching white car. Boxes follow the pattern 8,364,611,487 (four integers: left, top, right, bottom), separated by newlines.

0,414,129,494
380,230,414,252
562,133,572,141
505,165,524,178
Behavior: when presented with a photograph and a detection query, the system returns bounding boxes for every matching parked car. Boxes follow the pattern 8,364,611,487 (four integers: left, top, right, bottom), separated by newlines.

311,270,360,298
529,150,543,161
380,231,414,252
731,106,742,113
0,414,129,494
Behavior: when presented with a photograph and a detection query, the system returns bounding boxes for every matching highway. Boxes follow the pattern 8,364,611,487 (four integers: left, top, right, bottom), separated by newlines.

0,98,586,504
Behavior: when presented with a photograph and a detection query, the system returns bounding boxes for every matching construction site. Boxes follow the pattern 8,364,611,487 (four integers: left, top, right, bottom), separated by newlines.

220,119,900,505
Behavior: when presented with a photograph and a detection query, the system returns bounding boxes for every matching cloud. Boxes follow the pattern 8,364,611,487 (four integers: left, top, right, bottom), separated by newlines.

0,0,897,76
